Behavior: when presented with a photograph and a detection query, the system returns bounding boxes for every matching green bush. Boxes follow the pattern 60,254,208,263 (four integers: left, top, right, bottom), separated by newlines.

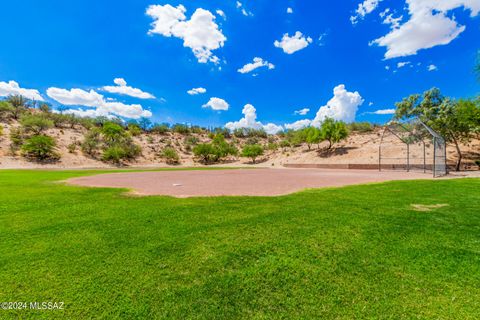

172,124,191,135
160,147,180,165
0,125,3,137
348,122,374,133
9,127,24,154
475,160,480,167
102,146,127,164
67,143,77,154
241,144,264,164
101,122,126,144
81,129,101,157
184,136,199,146
20,114,54,134
0,101,14,120
151,124,170,134
21,135,59,161
128,124,142,136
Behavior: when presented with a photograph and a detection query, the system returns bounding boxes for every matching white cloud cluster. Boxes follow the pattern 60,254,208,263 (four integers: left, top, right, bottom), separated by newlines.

428,64,438,71
351,0,382,24
146,4,226,64
294,108,310,116
372,0,480,59
274,32,313,54
202,97,229,111
238,57,275,74
311,85,364,126
287,7,293,14
284,85,364,129
0,80,44,101
102,78,155,99
380,9,403,29
371,109,395,115
187,87,207,95
236,1,253,17
216,10,226,19
397,61,411,68
47,87,152,119
225,104,283,134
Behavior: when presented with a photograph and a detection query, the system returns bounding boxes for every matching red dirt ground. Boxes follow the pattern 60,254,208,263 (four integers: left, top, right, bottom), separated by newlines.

67,168,433,198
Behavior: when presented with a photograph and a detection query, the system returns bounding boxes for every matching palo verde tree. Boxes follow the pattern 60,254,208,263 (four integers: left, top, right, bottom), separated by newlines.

241,144,264,164
395,88,480,171
320,118,349,150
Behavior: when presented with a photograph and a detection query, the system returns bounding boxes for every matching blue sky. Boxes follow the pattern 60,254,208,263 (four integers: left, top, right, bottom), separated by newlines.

0,0,479,132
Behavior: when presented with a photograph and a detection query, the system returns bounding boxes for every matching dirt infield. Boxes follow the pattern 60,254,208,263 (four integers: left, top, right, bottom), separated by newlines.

67,168,433,197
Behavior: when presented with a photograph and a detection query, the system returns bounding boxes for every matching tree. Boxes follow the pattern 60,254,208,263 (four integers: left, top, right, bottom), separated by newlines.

241,144,264,164
193,143,217,164
0,101,14,120
304,127,323,150
320,118,349,149
21,135,59,161
20,114,54,134
138,117,152,131
7,95,29,120
101,122,126,144
395,88,480,171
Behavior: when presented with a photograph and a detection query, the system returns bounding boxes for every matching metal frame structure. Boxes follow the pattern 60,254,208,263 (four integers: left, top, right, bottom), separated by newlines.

379,119,448,177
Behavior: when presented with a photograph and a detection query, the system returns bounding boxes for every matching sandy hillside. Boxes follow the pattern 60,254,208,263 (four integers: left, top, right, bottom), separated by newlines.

0,121,479,170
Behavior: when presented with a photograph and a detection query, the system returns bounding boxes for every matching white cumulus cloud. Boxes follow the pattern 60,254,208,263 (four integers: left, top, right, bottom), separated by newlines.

428,64,438,71
294,108,310,116
202,97,229,111
311,84,364,126
146,4,226,64
287,7,293,14
285,119,312,131
371,0,480,59
397,61,411,68
238,57,275,74
47,87,152,119
274,32,313,54
187,87,207,95
0,80,44,101
372,109,396,115
351,0,382,24
225,104,283,134
101,78,155,99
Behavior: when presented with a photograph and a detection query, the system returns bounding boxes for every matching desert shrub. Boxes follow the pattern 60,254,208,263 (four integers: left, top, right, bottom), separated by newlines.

475,160,480,167
0,125,3,137
81,129,101,156
128,124,142,136
151,123,170,134
172,124,191,135
0,101,14,120
267,142,279,151
146,136,154,144
102,146,126,164
233,128,267,138
190,126,205,134
21,135,59,161
9,127,24,154
184,135,199,146
101,122,126,144
212,134,238,158
160,147,180,165
67,143,77,154
48,113,69,128
280,140,291,149
348,122,373,133
246,137,259,145
233,128,246,138
213,127,231,138
241,144,264,164
138,117,152,131
38,103,51,113
20,114,54,134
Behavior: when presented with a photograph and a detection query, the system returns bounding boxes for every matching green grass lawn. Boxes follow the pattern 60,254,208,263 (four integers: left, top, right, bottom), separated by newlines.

0,170,479,319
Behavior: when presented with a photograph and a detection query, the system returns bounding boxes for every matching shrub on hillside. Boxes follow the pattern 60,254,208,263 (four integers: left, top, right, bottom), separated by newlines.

160,147,180,165
241,144,264,164
348,122,374,133
102,146,127,164
21,135,59,161
127,124,142,136
9,127,24,155
151,124,170,134
0,101,14,120
193,143,217,163
20,114,54,134
81,129,102,157
172,124,191,135
0,125,3,137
